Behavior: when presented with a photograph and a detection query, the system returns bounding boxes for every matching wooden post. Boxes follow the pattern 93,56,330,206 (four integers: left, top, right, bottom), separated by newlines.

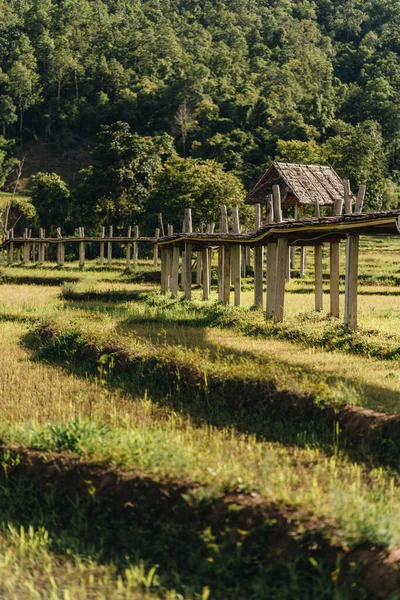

218,205,228,302
133,225,139,267
254,204,263,309
23,228,30,264
16,247,21,263
160,248,167,294
223,246,231,305
8,241,14,265
184,208,192,299
202,246,210,300
108,226,113,266
300,247,306,277
266,243,277,319
266,194,274,224
166,225,173,290
355,184,366,214
344,235,359,330
38,228,45,264
314,245,323,311
100,227,105,266
126,226,132,267
330,242,340,318
79,227,85,268
272,185,283,223
59,242,65,266
231,206,241,306
344,179,352,214
196,222,204,286
274,238,288,322
171,246,180,298
153,228,160,267
290,203,298,271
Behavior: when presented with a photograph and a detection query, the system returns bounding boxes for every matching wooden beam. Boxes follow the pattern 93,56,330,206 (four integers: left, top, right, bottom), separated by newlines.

330,242,340,318
218,205,229,302
344,234,359,330
160,248,167,294
314,245,323,312
184,209,192,299
274,238,288,322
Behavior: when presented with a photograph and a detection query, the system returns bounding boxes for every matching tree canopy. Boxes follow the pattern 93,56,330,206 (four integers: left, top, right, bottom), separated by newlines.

0,0,400,211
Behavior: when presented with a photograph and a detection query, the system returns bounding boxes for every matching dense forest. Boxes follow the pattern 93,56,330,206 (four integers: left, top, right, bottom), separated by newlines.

1,0,400,228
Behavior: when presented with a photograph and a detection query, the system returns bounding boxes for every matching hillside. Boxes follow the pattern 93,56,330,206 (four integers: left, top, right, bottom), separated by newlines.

0,0,400,207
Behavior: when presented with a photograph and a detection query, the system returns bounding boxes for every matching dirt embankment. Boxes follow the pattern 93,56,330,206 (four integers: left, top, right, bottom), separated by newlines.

34,323,400,468
1,445,399,599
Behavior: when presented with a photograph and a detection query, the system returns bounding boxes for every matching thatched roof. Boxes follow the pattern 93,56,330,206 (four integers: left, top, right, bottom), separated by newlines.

245,161,351,207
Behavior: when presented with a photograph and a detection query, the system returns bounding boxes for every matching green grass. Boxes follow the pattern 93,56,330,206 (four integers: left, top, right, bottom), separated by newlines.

0,239,399,597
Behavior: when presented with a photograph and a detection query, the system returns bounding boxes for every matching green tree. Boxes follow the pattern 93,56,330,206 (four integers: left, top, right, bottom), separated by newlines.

31,172,70,232
74,122,171,227
148,155,247,231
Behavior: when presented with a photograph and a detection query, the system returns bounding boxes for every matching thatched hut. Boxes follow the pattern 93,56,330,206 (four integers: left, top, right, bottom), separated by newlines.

245,161,351,215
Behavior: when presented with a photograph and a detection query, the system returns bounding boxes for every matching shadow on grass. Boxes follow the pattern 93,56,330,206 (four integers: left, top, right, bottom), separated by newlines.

21,321,400,473
0,464,340,600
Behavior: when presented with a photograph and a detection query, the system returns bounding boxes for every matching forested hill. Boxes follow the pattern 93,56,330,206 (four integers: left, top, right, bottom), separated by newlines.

1,0,400,208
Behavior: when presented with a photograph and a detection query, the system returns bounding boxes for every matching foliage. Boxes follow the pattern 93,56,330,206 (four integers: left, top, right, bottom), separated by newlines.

148,155,248,230
73,122,170,227
0,0,400,208
0,137,18,188
31,172,70,232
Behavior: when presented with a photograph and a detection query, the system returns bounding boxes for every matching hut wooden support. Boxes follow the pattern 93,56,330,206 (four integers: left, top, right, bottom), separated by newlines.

330,243,340,318
202,247,210,300
171,247,180,298
274,238,288,323
100,227,105,266
108,226,113,267
344,235,359,330
314,245,323,311
266,243,277,319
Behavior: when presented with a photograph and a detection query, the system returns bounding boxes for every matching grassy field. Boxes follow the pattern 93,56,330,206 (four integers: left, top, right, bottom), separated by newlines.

0,237,400,598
